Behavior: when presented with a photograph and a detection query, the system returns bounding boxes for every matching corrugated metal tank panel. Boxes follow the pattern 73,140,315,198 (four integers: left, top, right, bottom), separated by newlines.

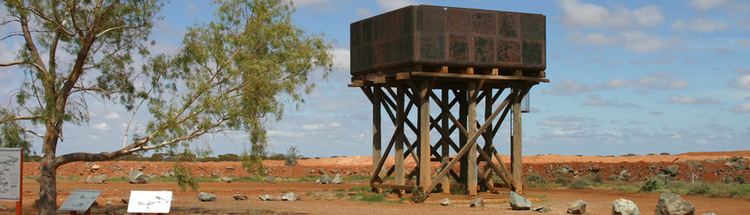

350,5,546,75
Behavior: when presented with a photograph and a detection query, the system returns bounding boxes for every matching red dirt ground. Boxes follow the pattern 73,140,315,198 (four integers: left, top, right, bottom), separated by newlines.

3,150,749,214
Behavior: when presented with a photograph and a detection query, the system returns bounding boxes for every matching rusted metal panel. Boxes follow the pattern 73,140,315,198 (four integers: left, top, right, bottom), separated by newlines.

350,5,546,75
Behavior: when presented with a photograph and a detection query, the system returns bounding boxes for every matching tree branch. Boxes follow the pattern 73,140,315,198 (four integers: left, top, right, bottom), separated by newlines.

54,117,229,166
0,61,24,67
0,115,41,124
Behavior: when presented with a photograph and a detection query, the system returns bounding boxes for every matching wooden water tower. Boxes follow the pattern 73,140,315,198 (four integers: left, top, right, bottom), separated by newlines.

348,5,548,199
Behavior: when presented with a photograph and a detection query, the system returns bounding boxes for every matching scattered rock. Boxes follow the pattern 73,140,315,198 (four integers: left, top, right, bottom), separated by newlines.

258,194,274,201
197,192,216,202
220,177,233,183
509,191,531,210
558,166,575,175
0,204,7,211
332,173,343,184
264,176,276,183
440,198,451,206
533,206,551,213
317,168,325,174
661,165,680,177
281,192,300,201
610,170,631,181
469,197,484,208
106,200,113,206
90,164,101,172
701,212,717,215
612,198,640,215
162,170,175,177
316,174,333,184
232,194,248,201
224,166,235,171
128,170,148,184
655,193,695,215
85,174,108,184
121,198,129,204
309,169,317,174
567,199,587,214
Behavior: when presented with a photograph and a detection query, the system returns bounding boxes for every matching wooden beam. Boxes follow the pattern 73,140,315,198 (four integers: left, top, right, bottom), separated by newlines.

373,87,382,178
511,87,525,194
467,82,478,195
458,89,468,187
409,71,550,83
418,81,432,191
440,89,451,194
425,91,513,193
482,88,494,192
395,87,406,186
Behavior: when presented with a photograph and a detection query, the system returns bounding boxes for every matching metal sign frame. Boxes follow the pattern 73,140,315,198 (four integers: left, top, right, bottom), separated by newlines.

58,189,102,213
0,148,22,201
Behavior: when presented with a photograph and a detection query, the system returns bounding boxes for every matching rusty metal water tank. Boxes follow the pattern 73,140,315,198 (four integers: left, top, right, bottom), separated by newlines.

350,5,546,75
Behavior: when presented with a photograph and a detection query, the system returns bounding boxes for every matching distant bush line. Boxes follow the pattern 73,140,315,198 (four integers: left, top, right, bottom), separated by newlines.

23,153,315,162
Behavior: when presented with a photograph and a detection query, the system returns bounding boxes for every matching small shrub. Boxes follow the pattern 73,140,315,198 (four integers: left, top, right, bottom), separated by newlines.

450,184,467,195
525,173,546,188
640,176,666,192
174,162,199,191
359,193,386,202
554,174,573,186
660,152,671,155
687,183,711,195
569,178,590,189
622,153,638,157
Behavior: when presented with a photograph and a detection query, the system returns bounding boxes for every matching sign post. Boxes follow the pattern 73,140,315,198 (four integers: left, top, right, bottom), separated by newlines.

0,148,22,214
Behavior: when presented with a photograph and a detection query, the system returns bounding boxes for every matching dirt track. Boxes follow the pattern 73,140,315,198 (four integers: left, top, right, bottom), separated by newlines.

5,150,749,214
8,181,749,214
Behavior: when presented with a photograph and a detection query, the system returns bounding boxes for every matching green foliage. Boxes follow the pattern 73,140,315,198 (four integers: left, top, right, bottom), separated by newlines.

285,146,301,167
640,177,665,192
525,173,546,188
173,162,199,191
554,174,574,186
217,153,241,161
241,153,267,176
569,178,591,189
357,193,386,202
0,118,32,156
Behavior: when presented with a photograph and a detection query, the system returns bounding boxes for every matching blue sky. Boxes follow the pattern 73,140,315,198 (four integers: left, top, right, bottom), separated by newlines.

1,0,749,157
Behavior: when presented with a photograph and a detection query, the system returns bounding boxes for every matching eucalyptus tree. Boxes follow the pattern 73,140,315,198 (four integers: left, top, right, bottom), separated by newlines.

0,0,332,213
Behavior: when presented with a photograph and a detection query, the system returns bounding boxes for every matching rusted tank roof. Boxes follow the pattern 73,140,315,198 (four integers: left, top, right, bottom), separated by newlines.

350,5,546,75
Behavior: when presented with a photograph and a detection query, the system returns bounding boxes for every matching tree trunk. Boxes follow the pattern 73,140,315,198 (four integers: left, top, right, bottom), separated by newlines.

38,159,57,214
38,122,60,215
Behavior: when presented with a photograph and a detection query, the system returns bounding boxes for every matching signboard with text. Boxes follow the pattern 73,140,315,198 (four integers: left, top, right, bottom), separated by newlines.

0,148,21,201
126,190,173,213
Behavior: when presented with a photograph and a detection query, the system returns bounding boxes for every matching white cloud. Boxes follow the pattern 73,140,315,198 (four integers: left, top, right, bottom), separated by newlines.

377,0,417,11
731,102,750,113
287,0,331,8
582,95,640,108
558,0,663,28
570,31,668,53
733,74,750,89
604,73,689,90
543,73,688,96
93,122,109,131
668,95,722,105
620,31,666,53
332,48,350,70
672,19,729,32
690,0,728,10
356,8,373,18
540,80,593,96
105,112,121,119
301,122,341,130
